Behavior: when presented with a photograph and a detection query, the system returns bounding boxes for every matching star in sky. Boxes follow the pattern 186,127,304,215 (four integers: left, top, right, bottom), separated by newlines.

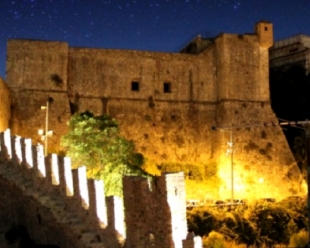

0,0,309,79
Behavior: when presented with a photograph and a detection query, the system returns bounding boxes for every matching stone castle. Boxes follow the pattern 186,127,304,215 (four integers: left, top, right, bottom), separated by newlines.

0,21,304,200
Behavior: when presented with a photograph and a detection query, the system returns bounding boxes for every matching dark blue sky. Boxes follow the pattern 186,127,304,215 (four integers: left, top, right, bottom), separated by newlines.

1,0,310,79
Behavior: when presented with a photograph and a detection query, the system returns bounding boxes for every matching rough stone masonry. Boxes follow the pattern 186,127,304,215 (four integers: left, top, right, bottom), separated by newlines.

0,21,305,200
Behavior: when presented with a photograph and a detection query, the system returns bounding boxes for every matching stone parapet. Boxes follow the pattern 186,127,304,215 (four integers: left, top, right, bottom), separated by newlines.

0,129,200,248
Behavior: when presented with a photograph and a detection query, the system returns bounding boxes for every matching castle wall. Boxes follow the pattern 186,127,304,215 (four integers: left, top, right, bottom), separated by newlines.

0,130,196,248
66,45,217,165
123,172,187,248
6,39,68,91
215,34,269,102
9,90,71,153
6,39,71,153
67,47,217,102
211,32,302,199
0,78,10,131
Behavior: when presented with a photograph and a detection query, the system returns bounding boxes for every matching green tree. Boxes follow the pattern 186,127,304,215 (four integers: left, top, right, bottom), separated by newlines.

61,111,147,196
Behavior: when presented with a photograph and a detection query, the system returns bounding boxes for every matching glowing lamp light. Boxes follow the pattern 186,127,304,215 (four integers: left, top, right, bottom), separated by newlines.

258,178,264,183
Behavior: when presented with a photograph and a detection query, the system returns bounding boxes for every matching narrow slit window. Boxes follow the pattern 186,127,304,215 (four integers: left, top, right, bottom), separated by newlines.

163,82,171,93
131,81,139,91
264,26,268,31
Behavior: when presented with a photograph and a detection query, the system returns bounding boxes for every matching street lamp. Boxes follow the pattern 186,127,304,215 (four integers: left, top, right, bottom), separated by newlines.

39,97,53,156
212,126,234,203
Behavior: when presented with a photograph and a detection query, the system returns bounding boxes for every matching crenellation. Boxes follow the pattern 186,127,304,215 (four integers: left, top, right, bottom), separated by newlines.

11,135,22,165
22,137,33,169
57,155,67,197
36,143,46,177
1,129,195,247
69,168,89,220
78,166,90,209
87,179,106,228
122,174,189,248
63,156,74,196
106,196,126,238
44,155,55,193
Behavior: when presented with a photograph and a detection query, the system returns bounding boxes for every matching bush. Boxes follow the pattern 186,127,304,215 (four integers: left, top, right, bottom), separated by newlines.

187,200,307,247
203,231,226,248
289,229,308,248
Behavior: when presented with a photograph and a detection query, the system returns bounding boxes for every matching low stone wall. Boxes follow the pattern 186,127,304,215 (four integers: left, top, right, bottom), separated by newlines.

0,129,202,248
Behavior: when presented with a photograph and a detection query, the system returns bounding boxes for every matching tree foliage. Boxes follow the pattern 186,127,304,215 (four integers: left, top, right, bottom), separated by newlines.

187,199,307,247
61,111,147,196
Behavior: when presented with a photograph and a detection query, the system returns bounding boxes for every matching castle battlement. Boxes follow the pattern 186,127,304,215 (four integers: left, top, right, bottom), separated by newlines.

0,129,202,248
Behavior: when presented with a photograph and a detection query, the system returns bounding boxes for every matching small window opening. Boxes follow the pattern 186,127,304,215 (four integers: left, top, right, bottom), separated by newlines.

163,82,171,93
131,81,139,91
264,26,268,31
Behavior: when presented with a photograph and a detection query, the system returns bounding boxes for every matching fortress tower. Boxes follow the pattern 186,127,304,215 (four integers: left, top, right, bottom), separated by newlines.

255,20,273,48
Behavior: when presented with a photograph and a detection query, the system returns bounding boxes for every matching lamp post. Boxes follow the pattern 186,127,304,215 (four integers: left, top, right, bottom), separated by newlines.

39,97,53,156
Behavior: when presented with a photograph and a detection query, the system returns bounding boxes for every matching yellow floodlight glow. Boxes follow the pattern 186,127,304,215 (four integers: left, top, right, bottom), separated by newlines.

38,129,44,135
258,178,264,183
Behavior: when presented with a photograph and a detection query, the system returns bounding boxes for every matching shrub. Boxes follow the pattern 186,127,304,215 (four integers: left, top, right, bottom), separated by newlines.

289,229,308,248
203,231,226,248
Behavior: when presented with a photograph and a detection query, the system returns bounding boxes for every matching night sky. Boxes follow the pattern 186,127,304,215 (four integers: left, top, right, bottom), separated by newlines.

1,0,309,79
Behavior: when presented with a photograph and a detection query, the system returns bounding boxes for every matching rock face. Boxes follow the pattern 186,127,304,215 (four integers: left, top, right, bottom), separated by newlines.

2,21,304,200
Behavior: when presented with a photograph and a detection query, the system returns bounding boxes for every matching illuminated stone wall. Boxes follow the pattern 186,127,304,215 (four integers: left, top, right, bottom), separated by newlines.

5,21,304,201
123,172,188,248
0,78,10,131
0,129,200,248
6,40,71,152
